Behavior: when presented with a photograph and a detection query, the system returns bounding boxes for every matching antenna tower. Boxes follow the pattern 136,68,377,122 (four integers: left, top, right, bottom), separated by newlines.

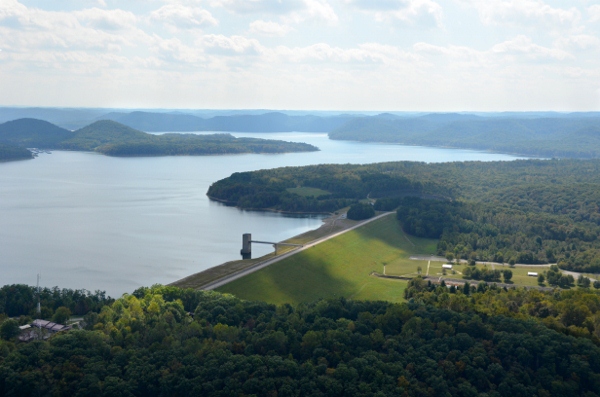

36,274,41,317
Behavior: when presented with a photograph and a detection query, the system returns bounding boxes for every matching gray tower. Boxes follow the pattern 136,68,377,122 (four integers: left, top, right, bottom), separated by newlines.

241,233,251,259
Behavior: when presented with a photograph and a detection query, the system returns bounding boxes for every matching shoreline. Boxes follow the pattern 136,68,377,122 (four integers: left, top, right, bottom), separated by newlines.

207,195,334,216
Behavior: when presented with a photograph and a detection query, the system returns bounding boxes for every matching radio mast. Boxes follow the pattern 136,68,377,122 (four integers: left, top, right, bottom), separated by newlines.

36,274,41,317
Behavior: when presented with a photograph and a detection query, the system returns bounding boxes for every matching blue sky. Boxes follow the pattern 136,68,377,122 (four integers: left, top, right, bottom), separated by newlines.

1,0,599,111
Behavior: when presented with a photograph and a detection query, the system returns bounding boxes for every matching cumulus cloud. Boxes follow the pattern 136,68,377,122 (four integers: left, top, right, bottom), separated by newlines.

249,20,292,36
0,0,153,61
272,41,420,65
297,0,338,23
464,0,581,28
151,37,204,63
210,0,305,14
345,0,443,28
555,34,600,50
589,5,600,23
492,35,572,60
199,34,263,55
213,0,338,24
74,8,138,31
150,4,218,29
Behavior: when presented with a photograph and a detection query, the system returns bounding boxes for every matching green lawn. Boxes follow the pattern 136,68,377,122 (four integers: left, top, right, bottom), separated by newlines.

424,262,548,287
286,187,331,197
217,214,437,305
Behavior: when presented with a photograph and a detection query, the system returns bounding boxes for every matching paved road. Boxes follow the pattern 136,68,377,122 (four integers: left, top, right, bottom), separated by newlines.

201,212,395,290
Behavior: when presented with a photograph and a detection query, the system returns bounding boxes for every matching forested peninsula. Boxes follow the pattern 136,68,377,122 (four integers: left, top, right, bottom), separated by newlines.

2,284,600,396
0,118,318,158
330,114,600,159
0,142,33,161
208,159,600,273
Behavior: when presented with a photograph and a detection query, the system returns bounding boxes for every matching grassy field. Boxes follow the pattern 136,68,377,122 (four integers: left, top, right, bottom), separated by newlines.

217,214,437,305
390,261,549,287
286,187,331,197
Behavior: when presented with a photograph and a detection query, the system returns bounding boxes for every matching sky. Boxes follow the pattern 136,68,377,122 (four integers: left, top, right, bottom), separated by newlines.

0,0,599,111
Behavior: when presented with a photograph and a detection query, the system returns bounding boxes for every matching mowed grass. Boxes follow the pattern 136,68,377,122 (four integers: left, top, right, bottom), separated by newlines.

217,214,437,305
416,262,548,287
286,187,331,197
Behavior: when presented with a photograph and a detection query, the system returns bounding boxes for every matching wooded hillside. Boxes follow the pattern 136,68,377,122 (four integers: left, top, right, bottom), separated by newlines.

208,159,600,272
330,114,600,159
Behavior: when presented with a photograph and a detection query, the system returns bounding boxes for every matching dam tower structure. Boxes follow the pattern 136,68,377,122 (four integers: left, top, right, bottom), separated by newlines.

241,233,252,259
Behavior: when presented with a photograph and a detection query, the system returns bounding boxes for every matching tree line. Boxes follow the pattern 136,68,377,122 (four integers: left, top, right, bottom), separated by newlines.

2,284,600,396
0,284,113,321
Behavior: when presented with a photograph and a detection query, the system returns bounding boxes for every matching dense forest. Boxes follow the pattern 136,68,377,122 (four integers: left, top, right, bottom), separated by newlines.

0,119,318,157
0,143,32,161
404,277,600,344
0,284,113,320
209,159,600,272
2,284,600,396
329,114,600,159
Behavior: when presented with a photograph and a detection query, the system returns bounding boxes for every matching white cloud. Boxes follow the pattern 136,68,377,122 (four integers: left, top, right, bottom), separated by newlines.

199,34,263,55
0,1,151,53
464,0,581,28
344,0,408,11
150,4,218,29
298,0,338,23
74,8,138,31
589,5,600,23
346,0,443,28
213,0,338,24
555,34,600,50
150,36,205,63
491,35,572,60
249,20,291,36
273,42,419,65
210,0,305,14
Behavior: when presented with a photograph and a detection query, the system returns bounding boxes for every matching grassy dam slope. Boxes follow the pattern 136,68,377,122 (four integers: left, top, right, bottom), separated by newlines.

217,214,437,304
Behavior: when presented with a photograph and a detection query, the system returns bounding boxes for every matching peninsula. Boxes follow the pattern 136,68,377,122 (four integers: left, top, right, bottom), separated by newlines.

0,118,319,159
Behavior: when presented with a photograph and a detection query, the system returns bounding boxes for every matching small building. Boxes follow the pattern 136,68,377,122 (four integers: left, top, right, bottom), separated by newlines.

528,272,538,277
442,264,453,269
31,319,72,333
18,320,72,342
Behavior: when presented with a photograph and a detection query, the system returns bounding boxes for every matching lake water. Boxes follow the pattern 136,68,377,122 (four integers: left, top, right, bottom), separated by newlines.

0,133,523,296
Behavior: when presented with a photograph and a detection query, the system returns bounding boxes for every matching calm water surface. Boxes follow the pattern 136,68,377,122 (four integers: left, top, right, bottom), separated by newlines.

0,133,523,296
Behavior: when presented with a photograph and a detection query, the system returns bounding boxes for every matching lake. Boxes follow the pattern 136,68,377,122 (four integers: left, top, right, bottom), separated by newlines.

0,132,524,296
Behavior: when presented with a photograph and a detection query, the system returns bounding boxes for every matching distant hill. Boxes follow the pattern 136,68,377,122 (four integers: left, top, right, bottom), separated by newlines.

99,111,355,132
0,119,318,157
99,112,206,132
0,143,33,161
330,114,600,158
0,108,110,130
61,120,152,151
0,118,73,148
